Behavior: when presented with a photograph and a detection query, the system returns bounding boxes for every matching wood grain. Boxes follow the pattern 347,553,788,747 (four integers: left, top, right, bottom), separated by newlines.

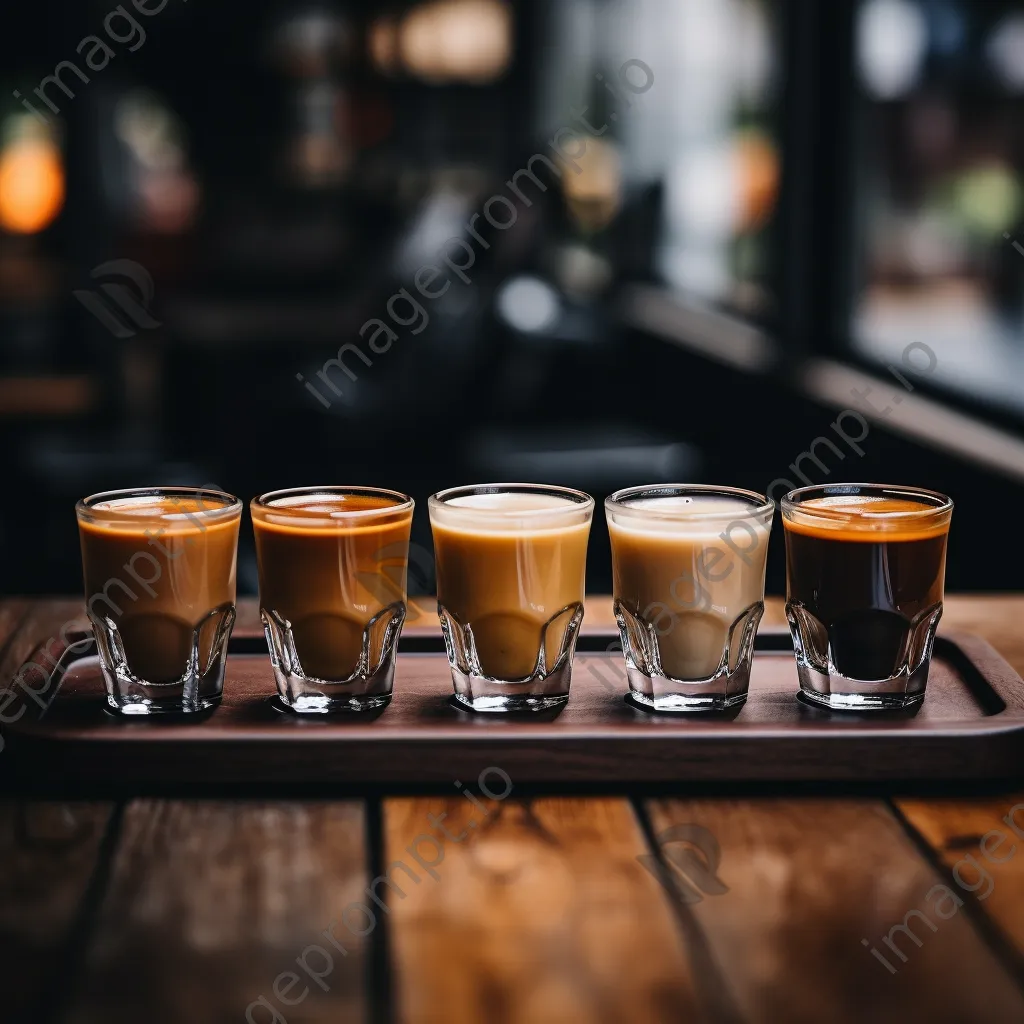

0,599,82,681
934,595,1024,675
0,801,114,1022
0,600,86,688
62,801,370,1024
646,798,1024,1023
894,796,1024,965
231,595,1024,644
1,599,88,771
4,593,1011,652
0,604,115,1020
889,597,1024,970
384,795,705,1024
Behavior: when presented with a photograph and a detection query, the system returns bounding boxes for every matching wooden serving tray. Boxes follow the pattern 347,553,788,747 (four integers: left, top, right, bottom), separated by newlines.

5,627,1024,785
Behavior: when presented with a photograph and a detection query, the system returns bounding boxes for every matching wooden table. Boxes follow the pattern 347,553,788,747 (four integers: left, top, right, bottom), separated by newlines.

2,595,1024,1023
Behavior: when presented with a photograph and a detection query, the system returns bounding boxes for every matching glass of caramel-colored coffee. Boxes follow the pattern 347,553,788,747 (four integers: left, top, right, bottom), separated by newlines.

76,487,242,715
783,483,953,711
252,486,414,713
429,483,594,712
607,485,774,712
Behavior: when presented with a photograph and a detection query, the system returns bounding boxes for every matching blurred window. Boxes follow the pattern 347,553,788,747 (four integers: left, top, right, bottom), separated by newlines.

539,0,781,320
852,0,1024,415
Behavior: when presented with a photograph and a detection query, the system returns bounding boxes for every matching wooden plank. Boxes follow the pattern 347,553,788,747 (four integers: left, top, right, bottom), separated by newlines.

0,599,85,682
384,795,705,1024
886,599,1024,967
894,795,1024,966
645,798,1024,1023
448,594,1024,649
938,595,1024,675
0,801,114,1022
0,598,31,653
0,611,114,1020
63,800,370,1024
1,600,86,764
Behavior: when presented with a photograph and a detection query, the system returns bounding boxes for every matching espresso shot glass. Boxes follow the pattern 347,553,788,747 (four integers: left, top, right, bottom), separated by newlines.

252,486,414,713
429,483,594,712
783,483,953,711
607,485,774,712
76,486,242,715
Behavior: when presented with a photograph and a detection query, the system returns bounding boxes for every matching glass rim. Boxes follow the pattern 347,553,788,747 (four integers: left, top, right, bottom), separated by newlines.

251,485,415,520
781,483,953,522
606,483,774,520
428,482,595,517
76,485,242,523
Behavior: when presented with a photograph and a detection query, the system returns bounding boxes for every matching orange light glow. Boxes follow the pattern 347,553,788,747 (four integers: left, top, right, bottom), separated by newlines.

369,16,400,76
560,137,623,232
736,131,779,233
0,135,65,234
399,0,512,83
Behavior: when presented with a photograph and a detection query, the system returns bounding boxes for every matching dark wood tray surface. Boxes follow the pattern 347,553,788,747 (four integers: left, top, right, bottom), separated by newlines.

6,629,1024,783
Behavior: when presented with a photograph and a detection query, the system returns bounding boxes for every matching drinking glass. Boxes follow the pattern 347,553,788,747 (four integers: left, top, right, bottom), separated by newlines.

783,483,953,710
429,483,594,712
607,484,773,712
252,486,413,713
76,486,242,715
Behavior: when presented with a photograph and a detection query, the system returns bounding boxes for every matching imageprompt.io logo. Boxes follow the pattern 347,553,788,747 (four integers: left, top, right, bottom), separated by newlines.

638,823,729,904
73,260,161,338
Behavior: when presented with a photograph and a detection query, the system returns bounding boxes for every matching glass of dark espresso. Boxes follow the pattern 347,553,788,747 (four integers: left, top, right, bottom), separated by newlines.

77,487,242,715
782,484,953,710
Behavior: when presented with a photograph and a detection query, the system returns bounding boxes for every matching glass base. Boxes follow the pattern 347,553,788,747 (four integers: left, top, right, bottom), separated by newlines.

787,601,941,712
797,687,925,712
795,660,930,712
438,602,583,714
262,602,405,714
626,684,747,714
274,693,392,715
451,692,569,713
615,600,762,714
107,695,221,716
448,659,574,712
91,604,235,716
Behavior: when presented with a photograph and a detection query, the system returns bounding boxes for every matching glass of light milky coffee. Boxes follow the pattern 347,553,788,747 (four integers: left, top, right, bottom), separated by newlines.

252,486,414,713
783,483,952,711
607,485,774,712
76,486,242,715
429,483,594,712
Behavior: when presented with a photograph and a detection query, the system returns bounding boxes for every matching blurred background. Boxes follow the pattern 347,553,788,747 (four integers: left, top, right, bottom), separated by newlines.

1,0,1023,597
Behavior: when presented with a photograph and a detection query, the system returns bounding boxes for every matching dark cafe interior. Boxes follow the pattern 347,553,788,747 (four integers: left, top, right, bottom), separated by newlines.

3,0,1024,597
4,1,1024,1022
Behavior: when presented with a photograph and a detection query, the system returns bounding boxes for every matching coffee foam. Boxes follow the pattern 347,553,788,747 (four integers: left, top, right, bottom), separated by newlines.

92,495,231,518
255,493,409,534
785,495,950,540
266,493,400,515
433,491,589,535
802,496,933,514
610,495,769,537
623,495,755,514
446,493,578,511
83,494,239,535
